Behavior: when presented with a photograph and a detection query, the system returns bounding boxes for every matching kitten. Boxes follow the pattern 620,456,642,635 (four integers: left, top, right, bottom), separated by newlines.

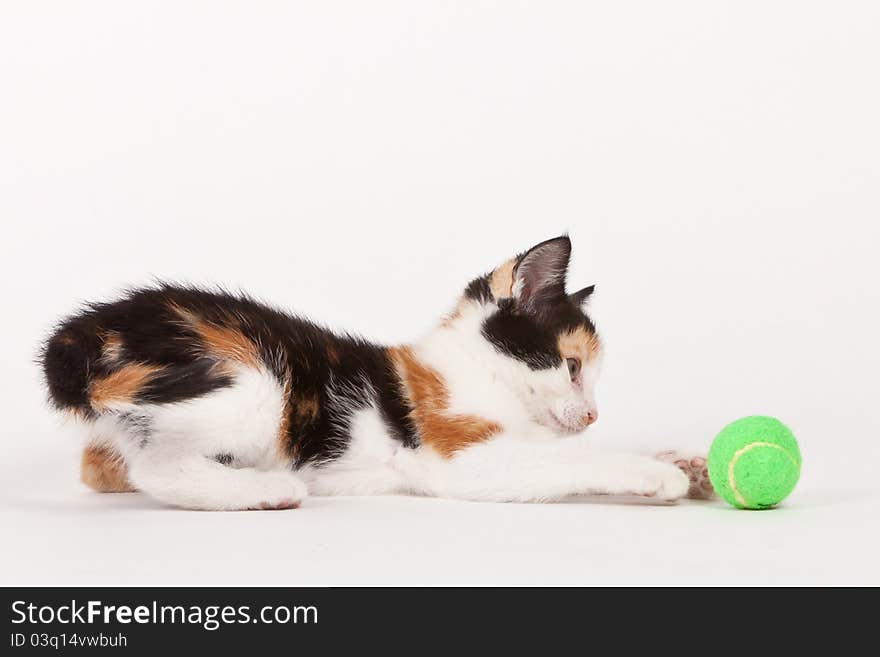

41,236,698,510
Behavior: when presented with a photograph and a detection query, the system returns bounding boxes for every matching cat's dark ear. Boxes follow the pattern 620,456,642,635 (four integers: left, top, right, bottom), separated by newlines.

513,236,571,313
569,285,595,307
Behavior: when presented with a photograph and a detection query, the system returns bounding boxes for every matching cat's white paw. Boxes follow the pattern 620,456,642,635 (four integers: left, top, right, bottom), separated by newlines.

656,463,690,500
244,472,308,511
619,460,690,501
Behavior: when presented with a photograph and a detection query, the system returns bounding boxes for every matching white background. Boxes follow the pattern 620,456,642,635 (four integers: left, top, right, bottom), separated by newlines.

2,2,878,585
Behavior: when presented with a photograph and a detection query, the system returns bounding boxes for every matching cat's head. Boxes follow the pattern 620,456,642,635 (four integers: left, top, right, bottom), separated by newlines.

448,235,602,435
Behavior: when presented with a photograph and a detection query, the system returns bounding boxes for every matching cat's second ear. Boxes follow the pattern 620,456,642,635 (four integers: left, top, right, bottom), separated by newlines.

569,285,595,307
513,236,571,313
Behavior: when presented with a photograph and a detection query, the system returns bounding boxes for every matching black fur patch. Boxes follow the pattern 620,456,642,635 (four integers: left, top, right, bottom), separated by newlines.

464,274,493,304
286,338,419,465
481,298,596,370
135,358,235,405
482,308,562,369
375,361,419,448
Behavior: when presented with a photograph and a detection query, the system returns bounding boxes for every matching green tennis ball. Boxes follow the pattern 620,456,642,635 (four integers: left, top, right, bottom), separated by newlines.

707,416,801,510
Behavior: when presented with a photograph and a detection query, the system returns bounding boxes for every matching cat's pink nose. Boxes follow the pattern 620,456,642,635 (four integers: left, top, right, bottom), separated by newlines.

585,410,598,426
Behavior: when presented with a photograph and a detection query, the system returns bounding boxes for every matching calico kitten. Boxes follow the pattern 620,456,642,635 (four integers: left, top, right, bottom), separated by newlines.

41,236,702,510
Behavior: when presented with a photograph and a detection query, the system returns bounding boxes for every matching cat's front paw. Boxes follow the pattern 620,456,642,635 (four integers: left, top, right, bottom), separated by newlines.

623,460,690,501
656,451,714,500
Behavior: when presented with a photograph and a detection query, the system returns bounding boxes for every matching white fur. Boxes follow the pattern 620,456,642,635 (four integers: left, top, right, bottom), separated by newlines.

94,365,306,510
419,300,538,433
553,352,602,432
414,434,688,502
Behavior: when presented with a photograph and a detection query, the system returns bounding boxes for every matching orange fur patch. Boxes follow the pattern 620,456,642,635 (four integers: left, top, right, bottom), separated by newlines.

89,363,162,410
557,326,601,365
489,258,517,299
80,444,135,493
169,303,259,367
388,346,502,458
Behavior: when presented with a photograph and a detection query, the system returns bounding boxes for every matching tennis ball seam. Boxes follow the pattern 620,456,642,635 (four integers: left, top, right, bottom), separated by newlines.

727,441,800,508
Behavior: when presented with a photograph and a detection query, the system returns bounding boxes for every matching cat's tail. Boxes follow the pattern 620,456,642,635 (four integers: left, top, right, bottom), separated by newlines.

41,314,106,417
41,308,231,419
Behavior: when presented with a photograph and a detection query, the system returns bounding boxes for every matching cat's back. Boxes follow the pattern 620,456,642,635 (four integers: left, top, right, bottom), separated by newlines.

41,283,332,416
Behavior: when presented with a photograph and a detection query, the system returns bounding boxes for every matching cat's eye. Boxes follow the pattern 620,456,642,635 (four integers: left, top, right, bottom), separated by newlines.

566,357,581,380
